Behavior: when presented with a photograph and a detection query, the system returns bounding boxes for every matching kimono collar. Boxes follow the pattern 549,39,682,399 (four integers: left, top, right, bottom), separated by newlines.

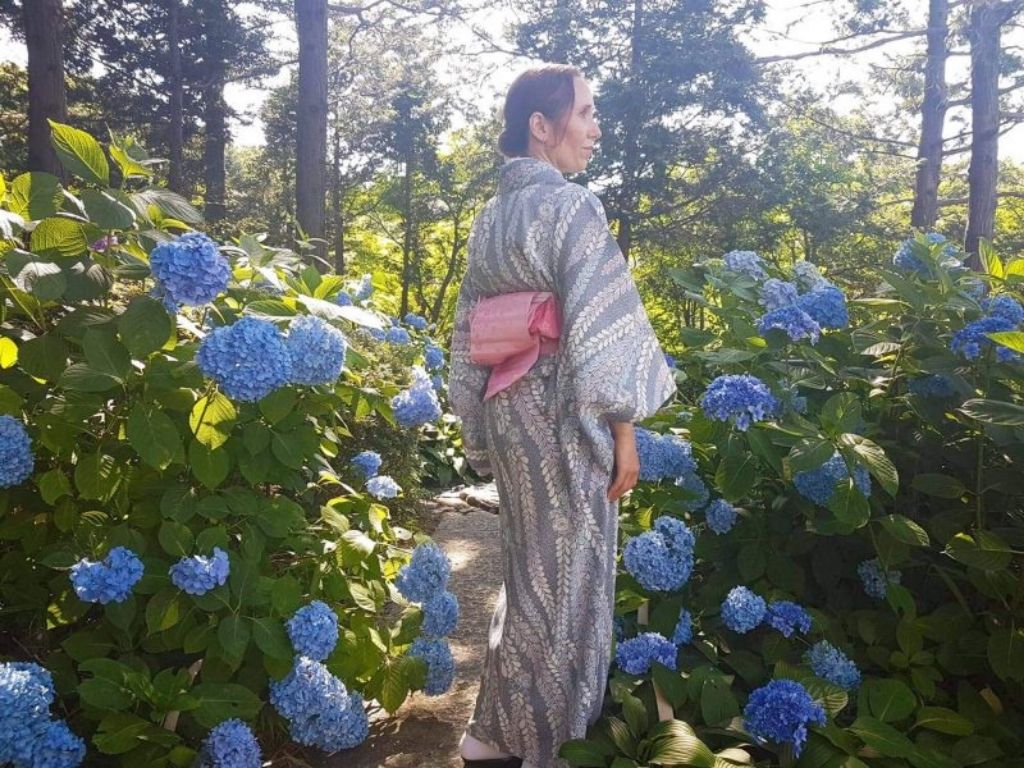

498,156,566,194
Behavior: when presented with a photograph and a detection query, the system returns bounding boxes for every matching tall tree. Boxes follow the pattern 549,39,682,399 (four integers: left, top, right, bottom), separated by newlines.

911,0,950,228
22,0,67,175
167,0,185,193
295,0,328,261
964,0,1024,258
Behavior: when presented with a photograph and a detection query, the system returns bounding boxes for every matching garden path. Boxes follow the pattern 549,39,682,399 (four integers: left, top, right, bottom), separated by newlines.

319,483,503,768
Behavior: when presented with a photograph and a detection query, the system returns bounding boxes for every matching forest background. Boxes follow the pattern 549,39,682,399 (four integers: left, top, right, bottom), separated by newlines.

3,0,1024,345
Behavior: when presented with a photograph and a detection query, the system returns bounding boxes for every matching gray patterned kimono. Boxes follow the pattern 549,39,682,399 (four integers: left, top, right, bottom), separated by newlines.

448,156,676,768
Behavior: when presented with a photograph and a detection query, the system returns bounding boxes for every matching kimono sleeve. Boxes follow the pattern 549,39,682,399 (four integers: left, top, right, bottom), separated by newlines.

447,278,493,477
554,185,676,423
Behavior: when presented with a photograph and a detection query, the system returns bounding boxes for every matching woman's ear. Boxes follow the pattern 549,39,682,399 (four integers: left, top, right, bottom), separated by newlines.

528,111,549,146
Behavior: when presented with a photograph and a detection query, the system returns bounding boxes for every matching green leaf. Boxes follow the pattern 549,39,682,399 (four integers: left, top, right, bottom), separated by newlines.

29,217,90,258
380,658,411,713
189,392,236,450
108,142,153,179
714,454,756,501
651,663,688,709
93,713,152,754
78,677,132,711
8,171,62,220
788,438,836,474
158,521,194,557
644,720,716,767
260,387,296,424
217,614,251,660
251,617,292,660
987,330,1024,354
959,398,1024,426
271,430,307,469
838,433,898,496
83,328,131,378
987,626,1024,681
118,296,173,357
849,716,915,757
19,333,67,381
951,735,1004,766
913,706,974,736
74,453,123,501
622,692,649,738
59,363,121,392
145,588,185,635
131,188,203,224
81,189,135,229
189,683,262,728
978,239,1004,279
879,515,930,547
189,441,230,489
271,575,302,615
699,673,740,726
861,678,916,723
128,404,182,470
827,480,871,528
558,740,614,767
37,468,72,504
7,252,67,300
49,120,109,184
910,473,966,499
945,531,1013,571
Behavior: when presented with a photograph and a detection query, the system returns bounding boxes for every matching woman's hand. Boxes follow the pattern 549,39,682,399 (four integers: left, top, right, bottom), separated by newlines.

607,422,639,502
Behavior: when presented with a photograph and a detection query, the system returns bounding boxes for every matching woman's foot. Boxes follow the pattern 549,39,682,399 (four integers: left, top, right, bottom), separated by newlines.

459,732,517,762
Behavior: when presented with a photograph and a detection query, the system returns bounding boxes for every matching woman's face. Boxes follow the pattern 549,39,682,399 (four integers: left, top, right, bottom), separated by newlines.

533,77,601,174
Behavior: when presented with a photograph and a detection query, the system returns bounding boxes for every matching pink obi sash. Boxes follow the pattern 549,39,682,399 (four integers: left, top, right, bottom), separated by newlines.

469,291,561,401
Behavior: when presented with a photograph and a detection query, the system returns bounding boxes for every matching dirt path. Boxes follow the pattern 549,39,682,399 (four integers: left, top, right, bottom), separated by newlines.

319,484,503,768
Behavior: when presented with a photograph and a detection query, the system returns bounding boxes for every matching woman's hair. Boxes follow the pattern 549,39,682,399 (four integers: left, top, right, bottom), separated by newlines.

498,64,582,158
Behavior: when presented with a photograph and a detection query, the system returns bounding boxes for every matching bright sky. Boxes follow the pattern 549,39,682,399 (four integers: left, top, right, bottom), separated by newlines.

3,1,1023,160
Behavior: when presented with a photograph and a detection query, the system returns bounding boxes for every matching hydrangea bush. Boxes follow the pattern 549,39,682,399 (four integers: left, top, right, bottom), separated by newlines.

0,124,455,763
560,234,1024,767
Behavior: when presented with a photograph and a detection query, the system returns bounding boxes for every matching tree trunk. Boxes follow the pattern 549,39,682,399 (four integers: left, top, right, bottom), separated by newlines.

330,120,344,272
22,0,67,176
910,0,949,229
400,149,414,317
964,1,1022,262
201,0,228,222
167,0,185,193
615,0,643,260
295,0,328,263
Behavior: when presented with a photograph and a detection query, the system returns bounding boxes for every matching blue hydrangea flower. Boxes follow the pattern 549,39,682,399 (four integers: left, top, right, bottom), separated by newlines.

29,719,86,768
425,343,446,371
367,475,401,499
615,632,678,675
664,353,676,369
765,601,812,637
961,278,988,300
758,306,821,344
353,275,374,301
907,374,956,399
893,238,927,273
408,637,455,695
422,590,459,638
635,428,697,481
169,548,230,596
286,315,347,385
286,601,339,661
270,657,369,751
675,471,710,512
367,327,387,341
805,641,861,690
149,232,231,310
351,450,382,479
793,262,832,292
196,316,292,401
759,279,799,312
743,679,826,757
623,517,695,592
796,286,849,329
724,250,767,280
69,546,144,604
852,466,871,497
705,499,738,534
0,415,34,488
613,616,627,642
335,291,353,306
396,543,452,603
794,453,870,505
202,719,261,768
858,558,901,599
392,368,442,428
386,326,412,345
952,316,1022,361
721,586,766,633
983,295,1024,326
0,662,54,766
672,609,693,646
701,374,779,431
431,374,444,392
404,313,428,331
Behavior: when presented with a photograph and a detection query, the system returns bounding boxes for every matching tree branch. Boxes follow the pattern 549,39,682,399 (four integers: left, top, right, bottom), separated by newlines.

757,28,928,63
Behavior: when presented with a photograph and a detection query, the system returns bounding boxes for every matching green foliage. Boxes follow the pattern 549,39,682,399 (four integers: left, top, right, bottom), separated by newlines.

0,123,456,761
564,244,1024,766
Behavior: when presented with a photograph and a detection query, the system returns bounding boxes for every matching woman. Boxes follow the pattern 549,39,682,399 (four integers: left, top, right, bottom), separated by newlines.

448,65,676,768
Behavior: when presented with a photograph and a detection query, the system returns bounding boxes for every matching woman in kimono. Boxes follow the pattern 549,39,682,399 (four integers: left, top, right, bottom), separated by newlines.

449,65,676,768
